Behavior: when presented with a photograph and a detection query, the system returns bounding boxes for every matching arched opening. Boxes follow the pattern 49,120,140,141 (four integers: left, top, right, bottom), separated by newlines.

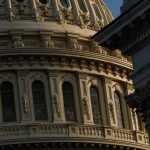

60,0,69,7
16,0,24,3
1,82,16,122
39,0,47,4
32,80,48,121
90,86,101,124
62,82,76,121
114,92,124,128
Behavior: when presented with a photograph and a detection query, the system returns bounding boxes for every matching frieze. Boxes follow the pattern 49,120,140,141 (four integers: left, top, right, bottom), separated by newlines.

12,35,25,48
0,55,131,82
41,35,54,48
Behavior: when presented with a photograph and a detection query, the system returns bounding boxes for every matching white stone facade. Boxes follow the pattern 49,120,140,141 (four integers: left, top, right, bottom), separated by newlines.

0,0,149,150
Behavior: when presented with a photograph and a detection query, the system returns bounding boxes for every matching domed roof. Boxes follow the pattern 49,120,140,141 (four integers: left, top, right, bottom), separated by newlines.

0,0,113,37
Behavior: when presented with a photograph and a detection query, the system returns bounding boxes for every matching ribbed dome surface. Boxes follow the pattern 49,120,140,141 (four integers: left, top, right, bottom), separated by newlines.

0,0,113,37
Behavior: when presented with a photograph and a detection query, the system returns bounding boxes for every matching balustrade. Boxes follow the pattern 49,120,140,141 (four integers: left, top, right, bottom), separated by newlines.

0,124,148,146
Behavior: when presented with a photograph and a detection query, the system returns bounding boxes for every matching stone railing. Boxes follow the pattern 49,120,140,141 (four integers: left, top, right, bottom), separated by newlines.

0,124,149,146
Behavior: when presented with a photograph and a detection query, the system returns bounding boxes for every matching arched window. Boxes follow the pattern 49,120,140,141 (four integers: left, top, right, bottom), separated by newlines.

114,92,124,128
90,86,101,124
32,81,48,121
77,0,87,13
60,0,69,7
1,82,16,122
39,0,47,4
16,0,24,3
62,82,76,121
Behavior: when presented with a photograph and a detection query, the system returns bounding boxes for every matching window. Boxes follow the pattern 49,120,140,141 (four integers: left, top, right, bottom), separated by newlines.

62,82,76,121
1,82,16,122
32,81,48,121
39,0,47,4
60,0,69,7
90,86,101,124
114,92,124,128
77,0,87,13
16,0,24,3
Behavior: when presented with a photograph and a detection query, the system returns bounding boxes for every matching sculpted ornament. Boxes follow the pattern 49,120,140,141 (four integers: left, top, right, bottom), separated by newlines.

112,49,123,59
81,13,90,25
12,36,25,48
22,94,28,113
17,3,25,14
91,41,101,53
41,35,54,48
53,94,60,117
10,9,16,21
62,8,71,20
109,102,116,124
82,96,90,120
68,38,82,50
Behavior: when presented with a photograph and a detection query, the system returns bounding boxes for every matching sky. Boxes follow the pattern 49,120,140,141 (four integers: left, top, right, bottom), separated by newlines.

104,0,123,18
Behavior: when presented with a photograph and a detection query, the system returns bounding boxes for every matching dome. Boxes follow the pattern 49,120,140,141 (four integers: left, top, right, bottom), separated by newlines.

0,1,149,150
0,0,113,37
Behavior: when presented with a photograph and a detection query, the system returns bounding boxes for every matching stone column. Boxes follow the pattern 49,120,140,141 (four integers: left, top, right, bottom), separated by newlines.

126,83,150,141
31,0,39,21
125,83,135,130
6,0,15,21
17,70,31,122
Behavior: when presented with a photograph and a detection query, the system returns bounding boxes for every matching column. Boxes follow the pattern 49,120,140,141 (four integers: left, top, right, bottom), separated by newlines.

6,0,15,21
31,0,38,20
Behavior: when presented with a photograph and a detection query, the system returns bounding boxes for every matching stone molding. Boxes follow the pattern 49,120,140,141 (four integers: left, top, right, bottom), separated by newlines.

0,55,132,83
0,0,113,31
0,124,148,149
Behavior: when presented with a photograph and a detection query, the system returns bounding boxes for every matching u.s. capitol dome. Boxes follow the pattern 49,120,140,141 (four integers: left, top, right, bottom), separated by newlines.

0,0,149,150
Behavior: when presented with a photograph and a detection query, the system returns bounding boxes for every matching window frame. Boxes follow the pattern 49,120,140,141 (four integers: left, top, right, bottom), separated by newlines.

28,72,52,122
90,86,102,125
0,78,19,124
113,91,124,128
32,80,48,121
62,81,77,122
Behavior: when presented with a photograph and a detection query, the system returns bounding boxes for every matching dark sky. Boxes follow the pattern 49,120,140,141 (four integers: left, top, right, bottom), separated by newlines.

104,0,123,18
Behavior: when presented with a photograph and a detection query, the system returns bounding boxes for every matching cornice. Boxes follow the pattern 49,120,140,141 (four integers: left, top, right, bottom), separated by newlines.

0,55,132,83
92,0,150,48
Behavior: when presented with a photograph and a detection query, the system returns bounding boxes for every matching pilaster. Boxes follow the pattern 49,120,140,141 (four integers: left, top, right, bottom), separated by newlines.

78,73,93,124
17,70,31,122
49,71,64,123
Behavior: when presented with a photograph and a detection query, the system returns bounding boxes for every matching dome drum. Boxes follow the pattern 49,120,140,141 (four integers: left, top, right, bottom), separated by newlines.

0,0,149,150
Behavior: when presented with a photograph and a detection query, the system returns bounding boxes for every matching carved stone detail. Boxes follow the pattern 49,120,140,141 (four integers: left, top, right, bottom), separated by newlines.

67,38,82,50
82,96,90,120
12,35,25,48
53,93,60,117
22,94,28,113
41,35,54,48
